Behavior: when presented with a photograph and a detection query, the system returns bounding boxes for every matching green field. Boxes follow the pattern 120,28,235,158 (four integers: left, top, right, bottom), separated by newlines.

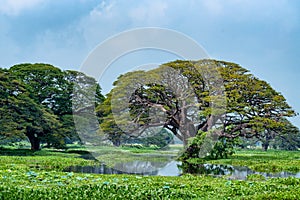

0,147,300,199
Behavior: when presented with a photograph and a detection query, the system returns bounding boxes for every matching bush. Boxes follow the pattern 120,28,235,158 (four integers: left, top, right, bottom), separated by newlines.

179,131,238,162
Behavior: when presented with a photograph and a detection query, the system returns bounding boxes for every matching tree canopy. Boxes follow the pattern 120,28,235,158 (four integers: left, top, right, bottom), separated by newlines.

98,59,297,154
0,63,104,150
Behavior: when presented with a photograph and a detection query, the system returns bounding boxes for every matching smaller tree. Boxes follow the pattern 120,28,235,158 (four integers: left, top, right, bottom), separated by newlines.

97,93,125,146
68,70,105,145
180,130,239,161
100,114,125,146
271,121,300,151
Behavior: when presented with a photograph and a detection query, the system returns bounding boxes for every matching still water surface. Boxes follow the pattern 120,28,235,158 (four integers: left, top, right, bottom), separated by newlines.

64,160,300,180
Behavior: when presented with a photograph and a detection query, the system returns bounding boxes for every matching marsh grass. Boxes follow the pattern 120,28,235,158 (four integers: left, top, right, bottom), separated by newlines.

0,145,180,171
206,149,300,173
0,149,99,171
0,169,299,199
1,148,300,199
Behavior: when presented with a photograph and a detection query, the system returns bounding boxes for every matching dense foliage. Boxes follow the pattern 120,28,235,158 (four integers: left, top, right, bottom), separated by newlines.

180,131,238,162
0,64,104,150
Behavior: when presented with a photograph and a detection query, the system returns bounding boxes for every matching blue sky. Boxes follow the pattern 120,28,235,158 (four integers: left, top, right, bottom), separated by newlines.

0,0,299,127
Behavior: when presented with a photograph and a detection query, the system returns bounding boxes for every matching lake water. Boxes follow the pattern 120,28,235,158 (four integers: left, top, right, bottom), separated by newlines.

64,160,300,180
184,163,300,180
65,160,182,176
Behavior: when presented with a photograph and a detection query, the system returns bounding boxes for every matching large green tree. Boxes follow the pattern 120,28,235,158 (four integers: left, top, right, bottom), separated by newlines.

101,60,297,151
0,68,60,150
9,64,71,149
7,64,105,149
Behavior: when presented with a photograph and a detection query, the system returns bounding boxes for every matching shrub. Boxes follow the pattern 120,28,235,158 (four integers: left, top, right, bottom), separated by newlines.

179,131,238,162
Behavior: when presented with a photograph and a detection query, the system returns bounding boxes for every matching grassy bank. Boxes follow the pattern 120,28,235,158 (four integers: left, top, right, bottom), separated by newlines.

1,148,300,199
206,149,300,173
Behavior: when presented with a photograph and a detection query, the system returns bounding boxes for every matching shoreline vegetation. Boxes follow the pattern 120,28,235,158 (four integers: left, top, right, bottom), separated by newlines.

1,146,300,199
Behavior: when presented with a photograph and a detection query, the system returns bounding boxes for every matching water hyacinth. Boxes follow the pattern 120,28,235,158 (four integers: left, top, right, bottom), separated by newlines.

0,149,300,199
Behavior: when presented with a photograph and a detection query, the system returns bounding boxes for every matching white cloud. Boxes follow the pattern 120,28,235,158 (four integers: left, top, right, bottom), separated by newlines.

77,1,120,48
129,0,168,25
77,0,170,48
0,0,44,16
89,1,115,19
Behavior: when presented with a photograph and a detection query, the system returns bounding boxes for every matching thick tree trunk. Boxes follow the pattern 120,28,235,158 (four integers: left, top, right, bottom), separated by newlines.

25,126,41,151
262,141,269,151
27,134,41,151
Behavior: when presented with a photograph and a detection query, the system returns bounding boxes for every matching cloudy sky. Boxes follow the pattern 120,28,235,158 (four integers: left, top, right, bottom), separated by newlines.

0,0,299,127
